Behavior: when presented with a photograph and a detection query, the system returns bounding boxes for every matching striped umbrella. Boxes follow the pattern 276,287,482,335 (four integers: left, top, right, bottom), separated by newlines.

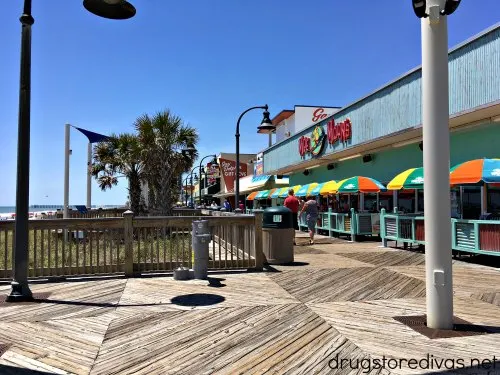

254,190,268,199
319,180,337,195
271,187,287,199
387,167,424,190
280,185,302,198
450,158,500,185
295,183,319,197
246,191,259,201
309,182,326,196
333,176,386,193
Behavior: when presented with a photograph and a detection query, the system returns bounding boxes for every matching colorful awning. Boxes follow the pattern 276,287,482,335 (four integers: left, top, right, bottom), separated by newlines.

334,176,386,193
387,167,424,190
295,183,319,197
309,182,326,196
246,191,259,201
271,187,287,198
279,185,301,198
450,158,500,185
260,188,278,199
255,190,269,199
246,175,272,190
319,180,338,195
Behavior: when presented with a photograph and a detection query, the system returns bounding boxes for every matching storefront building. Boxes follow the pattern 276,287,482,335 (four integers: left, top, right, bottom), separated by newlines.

261,24,500,221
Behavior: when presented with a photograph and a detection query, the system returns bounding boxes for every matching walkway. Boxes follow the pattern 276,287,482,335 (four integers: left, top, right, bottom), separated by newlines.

0,234,499,374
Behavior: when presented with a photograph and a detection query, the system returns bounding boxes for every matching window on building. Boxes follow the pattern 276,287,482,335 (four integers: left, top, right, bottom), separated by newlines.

378,192,394,213
418,190,424,212
462,186,481,219
398,190,415,214
364,193,378,212
487,187,500,213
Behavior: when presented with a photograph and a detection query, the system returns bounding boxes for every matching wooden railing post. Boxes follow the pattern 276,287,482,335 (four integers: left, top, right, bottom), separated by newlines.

253,211,264,271
123,210,134,277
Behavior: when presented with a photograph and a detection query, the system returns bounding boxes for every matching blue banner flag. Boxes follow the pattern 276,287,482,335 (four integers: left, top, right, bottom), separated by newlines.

73,126,110,143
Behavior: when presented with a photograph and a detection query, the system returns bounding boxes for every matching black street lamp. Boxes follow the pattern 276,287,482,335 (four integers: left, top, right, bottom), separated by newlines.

183,167,198,207
7,0,136,302
234,105,274,212
198,155,218,206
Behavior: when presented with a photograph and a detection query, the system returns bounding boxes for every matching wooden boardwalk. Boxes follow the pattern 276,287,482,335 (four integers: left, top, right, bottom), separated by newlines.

0,234,499,374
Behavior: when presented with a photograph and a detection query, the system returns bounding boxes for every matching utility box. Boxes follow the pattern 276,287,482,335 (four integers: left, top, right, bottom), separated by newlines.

262,207,294,264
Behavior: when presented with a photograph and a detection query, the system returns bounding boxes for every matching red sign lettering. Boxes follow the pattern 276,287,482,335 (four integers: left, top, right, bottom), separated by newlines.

298,136,311,157
312,108,328,123
327,118,352,145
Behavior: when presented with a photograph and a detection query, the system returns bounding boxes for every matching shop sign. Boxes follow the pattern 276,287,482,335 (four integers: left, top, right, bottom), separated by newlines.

311,108,329,123
298,125,326,157
219,158,247,193
298,118,352,157
206,162,220,186
327,118,352,145
254,161,264,176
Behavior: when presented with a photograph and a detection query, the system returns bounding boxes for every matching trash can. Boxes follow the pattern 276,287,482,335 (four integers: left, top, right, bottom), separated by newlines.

262,207,294,264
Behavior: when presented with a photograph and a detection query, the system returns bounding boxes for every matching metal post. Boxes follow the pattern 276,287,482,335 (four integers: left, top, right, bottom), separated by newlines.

421,0,453,329
415,189,419,213
235,131,240,208
87,142,92,209
190,174,193,207
235,105,268,211
8,0,34,302
63,123,70,219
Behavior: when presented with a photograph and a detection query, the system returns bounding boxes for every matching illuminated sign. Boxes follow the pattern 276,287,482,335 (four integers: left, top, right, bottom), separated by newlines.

327,118,352,145
299,118,352,157
299,125,326,157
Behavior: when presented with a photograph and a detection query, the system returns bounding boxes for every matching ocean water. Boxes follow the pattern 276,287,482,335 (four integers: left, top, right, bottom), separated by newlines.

0,205,122,215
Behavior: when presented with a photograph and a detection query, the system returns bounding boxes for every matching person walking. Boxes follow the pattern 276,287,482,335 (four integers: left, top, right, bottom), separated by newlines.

283,189,300,245
300,195,319,245
223,198,231,212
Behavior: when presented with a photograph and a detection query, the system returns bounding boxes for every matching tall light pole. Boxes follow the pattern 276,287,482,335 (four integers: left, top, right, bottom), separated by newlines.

7,0,136,302
183,167,198,207
412,0,461,329
235,105,274,212
198,155,218,206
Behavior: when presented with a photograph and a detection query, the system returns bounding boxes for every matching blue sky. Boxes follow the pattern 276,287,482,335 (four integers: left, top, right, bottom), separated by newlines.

0,1,498,206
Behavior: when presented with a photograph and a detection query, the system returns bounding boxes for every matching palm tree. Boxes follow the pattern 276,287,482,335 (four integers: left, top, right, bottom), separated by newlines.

92,133,145,215
135,109,198,215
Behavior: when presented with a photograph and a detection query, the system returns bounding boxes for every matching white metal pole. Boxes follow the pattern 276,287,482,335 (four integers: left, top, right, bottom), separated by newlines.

87,142,92,209
421,0,453,329
63,123,70,219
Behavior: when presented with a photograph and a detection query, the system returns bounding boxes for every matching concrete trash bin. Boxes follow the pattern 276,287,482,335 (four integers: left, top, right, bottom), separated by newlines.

262,207,294,264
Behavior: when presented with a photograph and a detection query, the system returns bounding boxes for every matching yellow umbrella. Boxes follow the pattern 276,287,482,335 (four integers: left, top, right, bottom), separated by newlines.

329,178,349,194
319,180,337,195
280,185,301,198
295,182,318,197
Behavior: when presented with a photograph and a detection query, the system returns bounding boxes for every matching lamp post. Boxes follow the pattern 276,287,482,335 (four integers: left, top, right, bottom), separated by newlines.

411,0,461,329
198,155,218,207
7,0,136,302
235,105,274,212
183,167,198,207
